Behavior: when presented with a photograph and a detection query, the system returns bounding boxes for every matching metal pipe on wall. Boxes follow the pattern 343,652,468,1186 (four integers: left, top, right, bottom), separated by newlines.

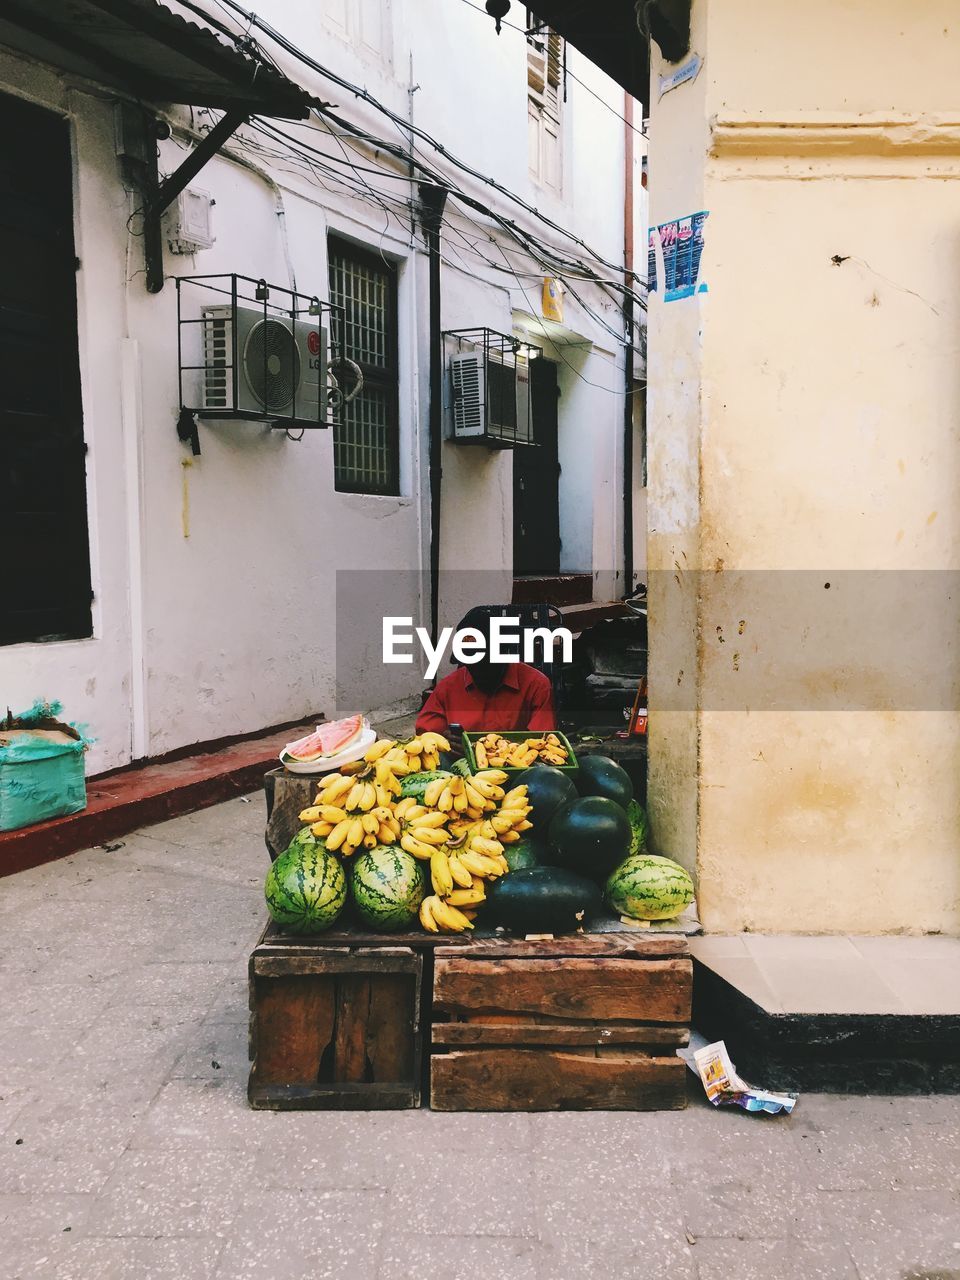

417,182,449,645
622,91,635,597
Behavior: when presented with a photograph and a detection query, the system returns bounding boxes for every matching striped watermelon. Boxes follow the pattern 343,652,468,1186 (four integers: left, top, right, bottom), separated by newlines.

350,846,425,931
605,854,694,921
265,845,347,934
626,799,649,855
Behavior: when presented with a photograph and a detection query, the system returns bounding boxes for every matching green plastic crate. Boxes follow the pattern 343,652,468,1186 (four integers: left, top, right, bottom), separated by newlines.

462,729,578,774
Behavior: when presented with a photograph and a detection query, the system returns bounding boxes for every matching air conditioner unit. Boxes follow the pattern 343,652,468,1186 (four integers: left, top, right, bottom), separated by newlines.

200,305,327,424
449,349,532,447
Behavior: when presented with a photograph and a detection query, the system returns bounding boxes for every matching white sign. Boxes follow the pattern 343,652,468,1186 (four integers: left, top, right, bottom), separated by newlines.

659,52,702,98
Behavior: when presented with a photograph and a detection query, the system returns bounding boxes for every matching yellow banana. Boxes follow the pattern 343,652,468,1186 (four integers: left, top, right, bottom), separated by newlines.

516,820,533,832
361,812,380,835
495,854,510,874
476,769,509,785
470,835,504,857
421,732,450,752
452,791,469,813
459,850,501,878
423,777,447,808
413,810,448,829
437,786,454,812
448,776,465,796
421,750,439,771
377,822,394,844
326,819,351,851
320,776,353,804
430,850,454,896
500,830,520,843
364,738,396,762
299,806,323,822
408,826,449,846
401,833,436,861
445,886,485,907
431,897,474,932
347,818,364,847
468,777,502,801
363,833,378,849
419,896,439,933
502,786,529,807
345,783,364,811
448,854,474,888
404,737,423,755
310,821,334,838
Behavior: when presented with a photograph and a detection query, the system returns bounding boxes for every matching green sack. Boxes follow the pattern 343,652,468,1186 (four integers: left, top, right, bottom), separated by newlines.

0,701,89,832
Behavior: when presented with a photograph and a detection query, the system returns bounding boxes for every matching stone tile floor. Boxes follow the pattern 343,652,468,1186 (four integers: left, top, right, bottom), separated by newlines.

2,794,959,1280
689,933,960,1014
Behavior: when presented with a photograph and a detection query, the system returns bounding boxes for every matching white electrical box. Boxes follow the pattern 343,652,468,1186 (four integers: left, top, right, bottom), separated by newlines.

165,188,215,254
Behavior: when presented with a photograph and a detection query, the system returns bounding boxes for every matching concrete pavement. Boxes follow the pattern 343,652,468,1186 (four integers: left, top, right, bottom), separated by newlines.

2,795,959,1279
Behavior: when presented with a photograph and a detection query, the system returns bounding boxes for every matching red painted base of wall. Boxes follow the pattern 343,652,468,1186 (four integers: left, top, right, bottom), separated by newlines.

0,722,315,878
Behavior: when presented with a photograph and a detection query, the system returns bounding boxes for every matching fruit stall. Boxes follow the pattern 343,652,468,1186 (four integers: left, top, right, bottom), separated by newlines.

250,717,695,1112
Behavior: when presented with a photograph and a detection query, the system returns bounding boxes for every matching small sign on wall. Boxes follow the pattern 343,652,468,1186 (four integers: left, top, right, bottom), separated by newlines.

542,277,564,323
648,211,709,302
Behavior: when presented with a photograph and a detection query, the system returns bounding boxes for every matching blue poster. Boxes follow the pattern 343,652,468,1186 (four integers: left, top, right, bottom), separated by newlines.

648,210,709,302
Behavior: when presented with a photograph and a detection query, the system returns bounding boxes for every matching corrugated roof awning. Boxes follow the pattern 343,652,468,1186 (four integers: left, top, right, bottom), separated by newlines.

526,0,691,103
0,0,311,117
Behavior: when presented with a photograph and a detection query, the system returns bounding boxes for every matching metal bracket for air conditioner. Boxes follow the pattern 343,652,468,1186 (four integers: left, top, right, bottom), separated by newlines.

118,106,247,293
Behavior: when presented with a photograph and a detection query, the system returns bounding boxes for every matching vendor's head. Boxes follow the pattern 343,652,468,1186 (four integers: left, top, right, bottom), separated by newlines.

457,612,513,694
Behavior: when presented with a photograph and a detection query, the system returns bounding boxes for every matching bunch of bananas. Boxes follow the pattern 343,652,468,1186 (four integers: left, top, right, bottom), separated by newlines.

297,733,535,932
472,732,569,769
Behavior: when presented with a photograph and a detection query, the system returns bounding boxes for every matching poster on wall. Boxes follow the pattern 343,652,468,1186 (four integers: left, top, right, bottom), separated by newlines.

648,211,709,302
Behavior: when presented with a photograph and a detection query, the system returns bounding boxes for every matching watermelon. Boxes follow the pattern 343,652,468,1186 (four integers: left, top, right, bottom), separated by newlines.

486,867,602,935
512,765,577,828
283,714,365,762
576,754,633,811
626,799,649,855
399,770,452,803
284,828,328,859
264,845,346,934
502,835,548,872
605,854,694,921
547,796,632,881
350,845,425,931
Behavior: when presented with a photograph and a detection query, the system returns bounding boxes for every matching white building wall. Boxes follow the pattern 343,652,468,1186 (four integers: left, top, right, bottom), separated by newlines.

0,0,638,774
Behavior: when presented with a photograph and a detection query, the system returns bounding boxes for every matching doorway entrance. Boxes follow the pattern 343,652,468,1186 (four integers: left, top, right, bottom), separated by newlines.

513,356,560,576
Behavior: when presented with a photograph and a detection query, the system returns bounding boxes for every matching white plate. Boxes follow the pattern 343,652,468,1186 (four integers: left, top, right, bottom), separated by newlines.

280,725,376,774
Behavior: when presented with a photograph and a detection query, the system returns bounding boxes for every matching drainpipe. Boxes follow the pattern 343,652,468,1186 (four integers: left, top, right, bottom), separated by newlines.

622,92,636,597
418,183,448,644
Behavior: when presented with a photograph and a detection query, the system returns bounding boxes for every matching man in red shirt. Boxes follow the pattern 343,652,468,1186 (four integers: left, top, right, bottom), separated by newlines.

415,616,556,750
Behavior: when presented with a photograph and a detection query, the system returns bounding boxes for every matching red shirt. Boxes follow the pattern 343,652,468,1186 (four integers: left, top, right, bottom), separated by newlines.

416,663,556,735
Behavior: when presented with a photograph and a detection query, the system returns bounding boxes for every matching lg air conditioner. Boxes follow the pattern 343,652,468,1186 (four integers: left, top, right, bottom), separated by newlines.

449,348,532,447
201,305,327,424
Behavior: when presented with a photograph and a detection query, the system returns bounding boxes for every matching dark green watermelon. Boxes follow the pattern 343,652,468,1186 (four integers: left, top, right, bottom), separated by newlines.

547,796,632,881
512,765,576,830
502,835,549,872
486,867,602,934
264,845,346,935
283,828,328,859
575,754,633,811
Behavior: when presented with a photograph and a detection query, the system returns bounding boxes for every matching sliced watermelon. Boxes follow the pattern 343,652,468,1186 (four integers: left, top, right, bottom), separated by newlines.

284,714,365,762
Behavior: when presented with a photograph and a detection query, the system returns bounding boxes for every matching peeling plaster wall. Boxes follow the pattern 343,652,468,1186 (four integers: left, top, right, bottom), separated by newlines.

647,0,960,932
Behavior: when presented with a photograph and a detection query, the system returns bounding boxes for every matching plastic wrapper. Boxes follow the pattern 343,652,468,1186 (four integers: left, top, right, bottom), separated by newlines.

689,1038,798,1115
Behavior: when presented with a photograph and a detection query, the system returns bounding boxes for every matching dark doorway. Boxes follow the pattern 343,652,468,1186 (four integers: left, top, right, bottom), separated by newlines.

0,92,92,645
513,356,560,576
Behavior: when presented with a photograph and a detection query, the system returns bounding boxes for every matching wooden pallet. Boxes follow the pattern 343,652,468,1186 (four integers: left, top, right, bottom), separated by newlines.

248,931,422,1110
431,935,691,1111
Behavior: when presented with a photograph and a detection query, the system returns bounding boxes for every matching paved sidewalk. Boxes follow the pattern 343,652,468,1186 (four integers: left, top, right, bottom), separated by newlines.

2,796,959,1280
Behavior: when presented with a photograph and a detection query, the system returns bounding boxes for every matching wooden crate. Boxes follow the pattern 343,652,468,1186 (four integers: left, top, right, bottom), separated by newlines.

248,930,423,1110
431,935,692,1111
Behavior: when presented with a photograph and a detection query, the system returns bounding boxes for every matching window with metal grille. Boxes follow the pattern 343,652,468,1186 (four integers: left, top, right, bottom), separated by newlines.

328,238,400,495
526,13,564,193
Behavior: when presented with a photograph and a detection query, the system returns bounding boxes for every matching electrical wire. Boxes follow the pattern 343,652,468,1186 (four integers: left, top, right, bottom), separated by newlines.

457,0,648,139
205,0,646,284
